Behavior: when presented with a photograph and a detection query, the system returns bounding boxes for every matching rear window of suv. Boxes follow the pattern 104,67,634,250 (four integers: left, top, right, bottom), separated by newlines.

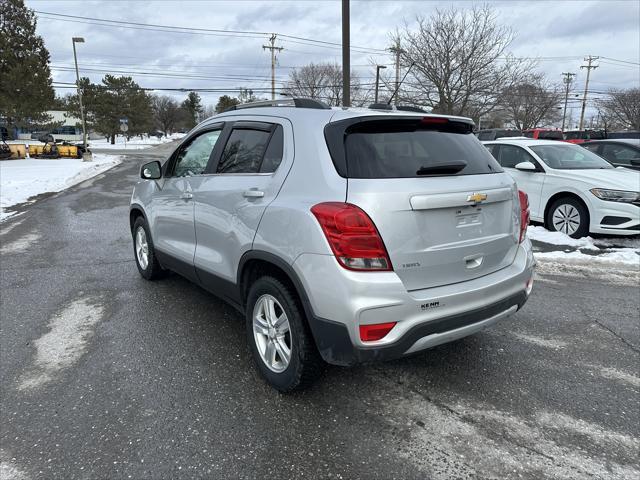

338,119,502,178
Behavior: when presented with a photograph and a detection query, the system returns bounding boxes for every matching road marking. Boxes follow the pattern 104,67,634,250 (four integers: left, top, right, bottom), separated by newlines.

17,296,105,391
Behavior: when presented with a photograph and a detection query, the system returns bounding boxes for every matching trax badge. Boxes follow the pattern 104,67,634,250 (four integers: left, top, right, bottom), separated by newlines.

467,192,487,204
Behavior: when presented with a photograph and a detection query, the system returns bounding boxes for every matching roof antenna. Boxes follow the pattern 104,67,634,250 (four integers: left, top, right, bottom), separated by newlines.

387,62,415,105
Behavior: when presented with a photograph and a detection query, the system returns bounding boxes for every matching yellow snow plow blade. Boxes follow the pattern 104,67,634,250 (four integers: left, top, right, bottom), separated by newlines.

57,145,79,158
28,144,61,159
8,144,27,159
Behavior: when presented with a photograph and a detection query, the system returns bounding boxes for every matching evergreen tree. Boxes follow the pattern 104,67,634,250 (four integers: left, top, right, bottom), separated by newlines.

215,95,240,113
68,75,154,144
181,91,203,128
0,0,55,135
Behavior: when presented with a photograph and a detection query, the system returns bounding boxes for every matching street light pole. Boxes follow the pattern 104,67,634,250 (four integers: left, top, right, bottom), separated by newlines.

341,0,350,107
374,65,387,103
72,37,90,161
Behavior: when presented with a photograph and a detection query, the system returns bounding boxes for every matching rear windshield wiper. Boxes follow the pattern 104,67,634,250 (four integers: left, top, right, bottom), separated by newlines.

416,160,467,175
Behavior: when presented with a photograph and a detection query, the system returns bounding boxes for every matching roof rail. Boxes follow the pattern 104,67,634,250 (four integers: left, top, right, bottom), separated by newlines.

224,97,331,112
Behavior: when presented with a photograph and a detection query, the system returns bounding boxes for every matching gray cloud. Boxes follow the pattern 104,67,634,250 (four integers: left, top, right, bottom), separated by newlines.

27,0,639,119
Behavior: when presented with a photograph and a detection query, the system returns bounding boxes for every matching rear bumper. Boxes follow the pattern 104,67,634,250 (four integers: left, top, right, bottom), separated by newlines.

308,291,528,365
294,240,535,365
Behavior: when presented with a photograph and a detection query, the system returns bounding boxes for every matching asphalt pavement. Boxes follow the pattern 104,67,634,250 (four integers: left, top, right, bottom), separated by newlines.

1,143,638,479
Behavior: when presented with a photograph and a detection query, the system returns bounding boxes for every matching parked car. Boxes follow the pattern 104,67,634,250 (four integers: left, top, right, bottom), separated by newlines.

522,128,564,140
476,128,522,141
562,130,605,144
30,131,54,143
607,131,640,139
148,130,164,139
581,139,640,170
130,99,535,391
484,139,640,237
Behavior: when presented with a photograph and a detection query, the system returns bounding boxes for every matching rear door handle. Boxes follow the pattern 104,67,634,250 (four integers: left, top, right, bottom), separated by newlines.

180,191,193,200
243,189,264,198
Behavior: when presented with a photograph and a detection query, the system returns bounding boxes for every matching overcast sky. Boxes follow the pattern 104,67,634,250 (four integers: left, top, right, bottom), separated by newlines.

28,0,640,123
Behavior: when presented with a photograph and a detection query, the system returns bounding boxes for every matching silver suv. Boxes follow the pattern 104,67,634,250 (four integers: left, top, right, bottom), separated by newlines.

130,99,535,391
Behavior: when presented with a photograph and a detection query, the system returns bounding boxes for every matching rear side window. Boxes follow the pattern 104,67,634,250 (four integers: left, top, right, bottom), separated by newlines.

343,127,502,178
216,125,283,174
260,125,284,173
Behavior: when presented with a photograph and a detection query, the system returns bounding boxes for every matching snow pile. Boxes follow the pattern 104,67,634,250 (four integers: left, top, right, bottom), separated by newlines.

527,225,599,250
89,133,185,150
0,154,122,221
528,225,639,281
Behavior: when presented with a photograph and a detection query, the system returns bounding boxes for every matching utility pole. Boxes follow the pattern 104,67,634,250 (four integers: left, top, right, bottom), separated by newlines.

389,39,402,105
578,56,599,131
561,72,576,131
262,34,283,100
72,36,90,161
342,0,350,107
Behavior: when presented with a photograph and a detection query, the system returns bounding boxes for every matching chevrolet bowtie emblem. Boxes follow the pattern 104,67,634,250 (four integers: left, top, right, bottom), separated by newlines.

467,193,487,204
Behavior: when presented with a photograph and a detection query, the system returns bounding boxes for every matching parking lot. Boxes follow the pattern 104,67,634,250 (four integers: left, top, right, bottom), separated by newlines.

1,144,638,479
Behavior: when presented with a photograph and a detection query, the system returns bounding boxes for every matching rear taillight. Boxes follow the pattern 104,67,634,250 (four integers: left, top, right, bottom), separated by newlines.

518,190,530,243
360,322,397,342
311,202,392,271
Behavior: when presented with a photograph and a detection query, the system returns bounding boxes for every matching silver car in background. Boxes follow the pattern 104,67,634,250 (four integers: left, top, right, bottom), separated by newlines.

130,99,535,391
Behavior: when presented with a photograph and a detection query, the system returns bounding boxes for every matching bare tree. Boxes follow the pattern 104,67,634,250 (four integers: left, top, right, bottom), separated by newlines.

397,6,533,119
151,95,182,135
597,88,640,130
500,74,562,130
285,62,369,106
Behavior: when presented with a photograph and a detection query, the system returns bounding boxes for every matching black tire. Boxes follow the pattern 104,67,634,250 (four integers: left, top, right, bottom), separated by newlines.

246,276,323,392
546,196,590,238
132,217,165,280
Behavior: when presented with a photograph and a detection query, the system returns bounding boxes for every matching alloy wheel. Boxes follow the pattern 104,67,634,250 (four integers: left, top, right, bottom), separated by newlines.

252,294,292,373
552,204,581,235
135,226,149,270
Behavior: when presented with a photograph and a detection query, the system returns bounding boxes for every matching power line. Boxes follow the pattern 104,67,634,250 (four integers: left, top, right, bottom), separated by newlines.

35,10,387,54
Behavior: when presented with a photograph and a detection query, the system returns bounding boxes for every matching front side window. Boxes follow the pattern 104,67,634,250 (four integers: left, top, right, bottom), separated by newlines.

173,130,221,177
530,144,614,170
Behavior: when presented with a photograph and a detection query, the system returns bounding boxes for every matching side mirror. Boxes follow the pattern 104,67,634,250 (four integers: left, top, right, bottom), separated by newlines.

141,160,162,179
515,161,537,172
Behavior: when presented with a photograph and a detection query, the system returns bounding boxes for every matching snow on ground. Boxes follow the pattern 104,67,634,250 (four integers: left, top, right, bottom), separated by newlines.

0,154,122,221
528,225,639,283
527,225,600,250
88,133,185,150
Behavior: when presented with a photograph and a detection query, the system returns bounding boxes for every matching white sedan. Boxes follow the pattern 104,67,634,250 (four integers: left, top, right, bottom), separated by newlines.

483,139,640,238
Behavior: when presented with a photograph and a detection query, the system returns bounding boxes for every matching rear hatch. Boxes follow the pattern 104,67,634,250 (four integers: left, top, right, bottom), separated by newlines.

325,115,520,291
